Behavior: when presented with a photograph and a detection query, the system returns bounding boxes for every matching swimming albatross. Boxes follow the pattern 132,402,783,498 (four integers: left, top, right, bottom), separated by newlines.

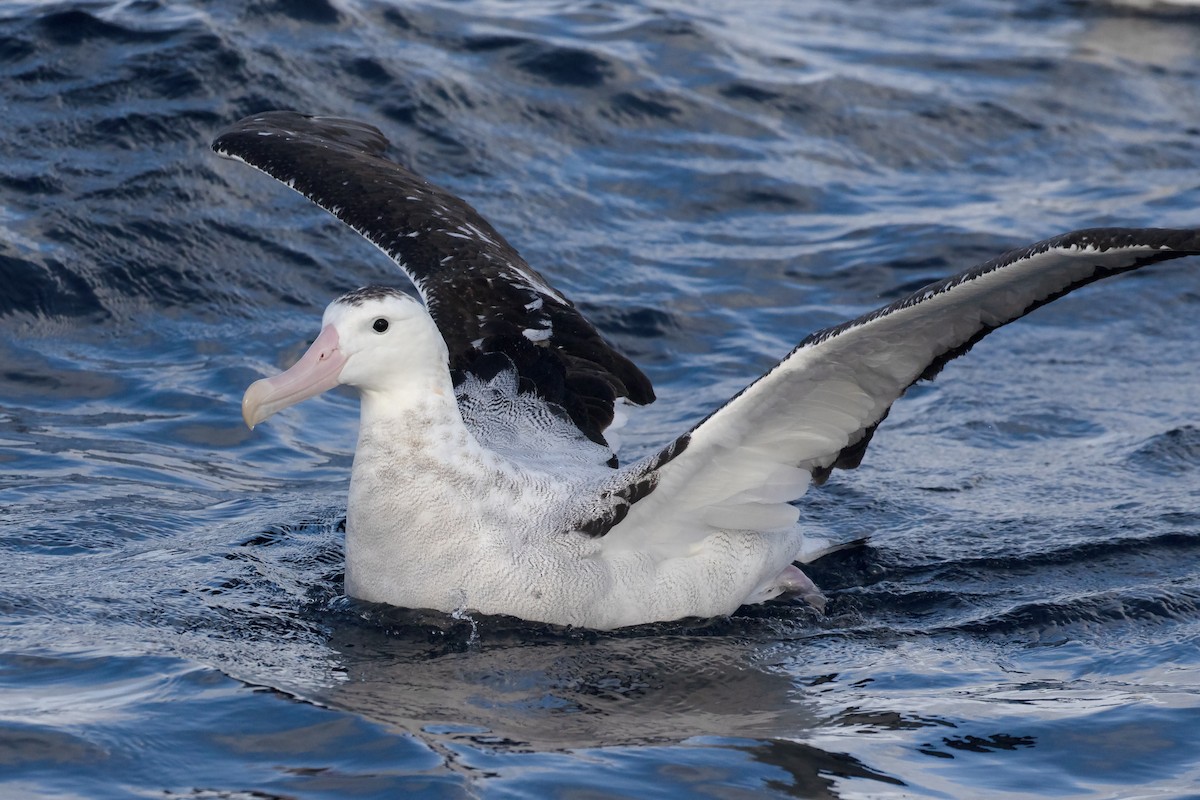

215,111,1199,630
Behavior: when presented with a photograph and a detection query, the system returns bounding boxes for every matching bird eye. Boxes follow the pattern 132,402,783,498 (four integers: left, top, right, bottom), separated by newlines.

372,318,389,333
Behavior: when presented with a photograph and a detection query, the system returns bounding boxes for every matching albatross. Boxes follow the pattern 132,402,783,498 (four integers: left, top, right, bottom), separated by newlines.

215,111,1199,630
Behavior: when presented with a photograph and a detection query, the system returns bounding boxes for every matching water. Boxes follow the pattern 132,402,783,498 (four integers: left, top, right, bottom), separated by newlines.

2,0,1200,796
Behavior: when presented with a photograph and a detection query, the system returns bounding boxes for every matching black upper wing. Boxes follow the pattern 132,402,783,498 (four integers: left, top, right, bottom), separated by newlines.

212,111,654,446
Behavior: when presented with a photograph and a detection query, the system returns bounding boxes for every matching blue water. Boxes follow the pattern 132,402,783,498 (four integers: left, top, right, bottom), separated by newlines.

3,0,1200,797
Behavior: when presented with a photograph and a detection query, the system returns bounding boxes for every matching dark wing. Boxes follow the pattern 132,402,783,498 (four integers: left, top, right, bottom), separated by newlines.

576,227,1200,551
212,111,654,446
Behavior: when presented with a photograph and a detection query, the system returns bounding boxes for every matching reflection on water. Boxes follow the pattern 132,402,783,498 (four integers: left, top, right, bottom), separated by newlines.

321,608,816,748
317,608,913,796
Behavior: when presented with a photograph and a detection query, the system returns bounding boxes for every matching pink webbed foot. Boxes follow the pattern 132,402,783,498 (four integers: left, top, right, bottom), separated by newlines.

747,564,827,612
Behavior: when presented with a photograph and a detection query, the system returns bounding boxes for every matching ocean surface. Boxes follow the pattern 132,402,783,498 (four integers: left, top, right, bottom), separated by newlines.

2,1,1200,797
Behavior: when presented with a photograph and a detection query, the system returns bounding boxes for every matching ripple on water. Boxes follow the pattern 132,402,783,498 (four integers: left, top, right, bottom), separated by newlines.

0,652,455,796
1,0,1200,798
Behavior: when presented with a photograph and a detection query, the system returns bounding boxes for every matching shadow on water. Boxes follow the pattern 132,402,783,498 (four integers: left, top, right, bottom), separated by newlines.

319,602,821,746
299,599,907,795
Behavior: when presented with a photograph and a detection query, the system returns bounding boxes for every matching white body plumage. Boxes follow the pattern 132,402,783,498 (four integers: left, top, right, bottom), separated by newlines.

308,293,810,629
219,111,1200,630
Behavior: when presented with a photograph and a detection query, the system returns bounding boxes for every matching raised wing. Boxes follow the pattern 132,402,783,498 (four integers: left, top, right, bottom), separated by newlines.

212,111,654,446
579,227,1200,554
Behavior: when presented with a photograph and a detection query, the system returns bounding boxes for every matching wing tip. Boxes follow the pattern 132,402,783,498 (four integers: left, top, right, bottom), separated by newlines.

211,110,392,161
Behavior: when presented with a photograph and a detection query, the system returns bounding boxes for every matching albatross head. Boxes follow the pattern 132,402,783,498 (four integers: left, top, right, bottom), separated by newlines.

241,286,446,428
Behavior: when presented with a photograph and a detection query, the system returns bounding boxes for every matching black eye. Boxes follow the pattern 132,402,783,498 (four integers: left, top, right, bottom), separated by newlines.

372,318,389,333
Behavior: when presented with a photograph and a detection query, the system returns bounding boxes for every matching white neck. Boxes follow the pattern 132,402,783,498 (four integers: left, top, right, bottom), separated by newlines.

343,362,500,608
357,369,456,426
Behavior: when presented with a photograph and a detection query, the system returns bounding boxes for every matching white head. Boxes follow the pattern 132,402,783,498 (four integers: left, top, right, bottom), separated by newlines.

242,286,448,428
